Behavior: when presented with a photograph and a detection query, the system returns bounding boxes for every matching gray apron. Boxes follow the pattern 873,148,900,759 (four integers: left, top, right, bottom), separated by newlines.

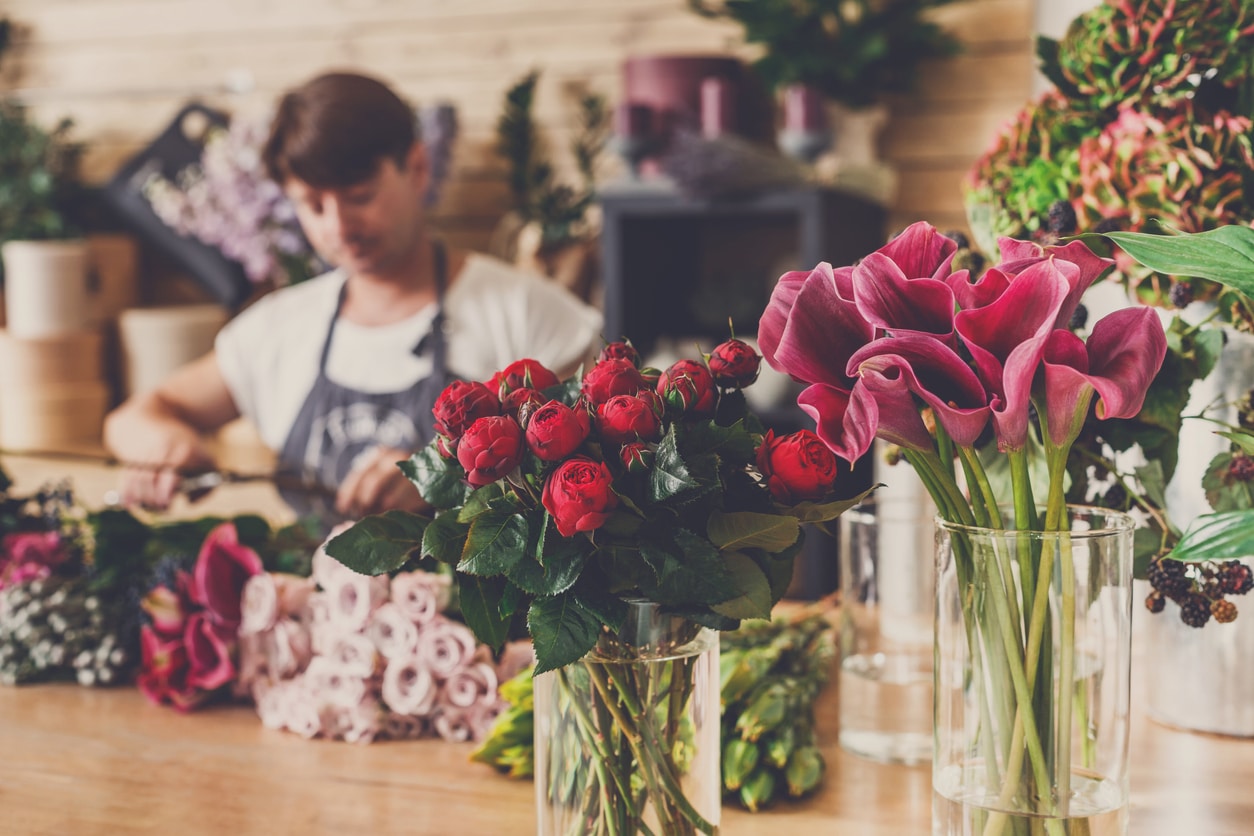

278,241,452,524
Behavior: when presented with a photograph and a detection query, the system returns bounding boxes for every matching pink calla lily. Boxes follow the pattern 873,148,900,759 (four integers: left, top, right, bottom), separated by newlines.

796,383,877,464
849,336,991,447
1040,307,1168,447
996,238,1113,329
948,267,1011,311
184,611,237,692
192,522,263,632
758,262,872,388
851,370,936,453
956,260,1070,451
878,221,959,281
852,252,956,340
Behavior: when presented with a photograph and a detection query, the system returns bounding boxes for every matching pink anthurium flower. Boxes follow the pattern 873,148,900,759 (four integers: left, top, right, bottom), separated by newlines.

956,259,1070,451
1039,307,1168,448
795,383,877,464
758,262,872,388
848,336,991,448
192,522,264,633
851,252,956,340
996,238,1113,329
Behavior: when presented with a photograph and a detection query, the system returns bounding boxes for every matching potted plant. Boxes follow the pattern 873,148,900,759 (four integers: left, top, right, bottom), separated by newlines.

687,0,962,165
0,98,88,337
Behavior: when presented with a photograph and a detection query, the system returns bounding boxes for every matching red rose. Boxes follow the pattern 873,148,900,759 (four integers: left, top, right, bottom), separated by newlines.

525,400,591,461
598,340,641,367
708,338,762,388
489,359,560,397
756,429,841,503
657,359,717,415
582,358,645,405
542,457,619,537
619,442,655,474
457,415,525,487
432,380,501,441
597,395,662,445
192,523,263,634
501,387,546,423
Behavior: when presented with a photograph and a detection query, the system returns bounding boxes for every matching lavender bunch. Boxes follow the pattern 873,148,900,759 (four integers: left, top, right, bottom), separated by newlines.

144,113,321,287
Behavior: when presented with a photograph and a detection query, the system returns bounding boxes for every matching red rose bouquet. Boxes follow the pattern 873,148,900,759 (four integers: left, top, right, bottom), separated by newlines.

326,340,867,834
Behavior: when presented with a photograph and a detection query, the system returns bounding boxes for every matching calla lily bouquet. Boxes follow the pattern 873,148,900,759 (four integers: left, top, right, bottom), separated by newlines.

326,343,866,835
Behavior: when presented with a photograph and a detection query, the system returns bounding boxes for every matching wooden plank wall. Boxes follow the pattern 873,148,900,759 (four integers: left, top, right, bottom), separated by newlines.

3,0,1034,255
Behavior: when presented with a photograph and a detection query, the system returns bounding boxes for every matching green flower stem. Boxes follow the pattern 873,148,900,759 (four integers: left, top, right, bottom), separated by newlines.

586,662,717,836
559,667,642,827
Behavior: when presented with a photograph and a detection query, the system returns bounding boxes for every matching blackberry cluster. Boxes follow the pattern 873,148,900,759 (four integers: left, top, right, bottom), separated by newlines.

1169,281,1195,309
1228,455,1254,483
1068,303,1089,331
1145,557,1254,627
0,575,138,686
1046,200,1078,236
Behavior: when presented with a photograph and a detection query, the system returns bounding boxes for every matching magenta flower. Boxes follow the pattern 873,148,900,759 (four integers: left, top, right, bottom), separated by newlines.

851,252,956,341
759,262,871,389
996,238,1113,329
956,260,1070,451
184,612,236,691
192,522,263,633
795,383,876,464
1040,307,1168,447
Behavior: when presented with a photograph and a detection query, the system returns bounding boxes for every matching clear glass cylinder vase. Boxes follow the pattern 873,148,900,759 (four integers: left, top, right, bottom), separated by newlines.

533,601,721,836
934,507,1134,836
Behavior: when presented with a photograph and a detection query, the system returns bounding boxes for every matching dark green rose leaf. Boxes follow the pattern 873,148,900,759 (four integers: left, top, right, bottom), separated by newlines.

509,537,587,596
498,580,529,619
422,512,469,564
714,388,750,427
606,543,662,591
708,510,800,553
1170,510,1254,563
1101,227,1254,297
600,510,644,537
650,529,737,605
458,572,512,651
571,576,628,633
528,593,603,674
400,447,467,509
685,417,757,462
710,552,774,620
231,514,272,549
649,424,701,502
766,550,797,603
458,512,529,577
325,510,429,576
786,486,879,524
458,482,510,523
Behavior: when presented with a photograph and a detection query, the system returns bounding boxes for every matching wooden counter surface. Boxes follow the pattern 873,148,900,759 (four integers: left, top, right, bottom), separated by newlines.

1,454,1253,835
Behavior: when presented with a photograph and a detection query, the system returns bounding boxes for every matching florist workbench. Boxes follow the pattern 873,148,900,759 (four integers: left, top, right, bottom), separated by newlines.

1,454,1252,835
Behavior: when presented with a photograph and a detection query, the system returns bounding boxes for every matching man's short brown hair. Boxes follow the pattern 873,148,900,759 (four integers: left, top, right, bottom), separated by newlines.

263,71,418,189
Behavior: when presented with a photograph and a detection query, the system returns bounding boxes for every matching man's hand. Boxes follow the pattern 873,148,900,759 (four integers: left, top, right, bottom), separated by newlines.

335,446,429,518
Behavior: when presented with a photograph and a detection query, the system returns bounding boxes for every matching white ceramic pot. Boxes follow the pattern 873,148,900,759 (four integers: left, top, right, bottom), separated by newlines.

2,239,92,338
117,304,227,396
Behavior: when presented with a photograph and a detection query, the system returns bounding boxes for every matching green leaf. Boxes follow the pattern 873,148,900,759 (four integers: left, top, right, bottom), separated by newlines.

422,512,469,564
1218,430,1254,456
599,510,644,537
596,545,660,592
708,511,800,552
324,511,429,575
785,486,879,524
231,515,272,549
1170,511,1254,563
649,424,701,502
1133,461,1168,511
650,529,738,606
1100,227,1254,297
1133,528,1165,580
710,552,774,620
508,537,587,596
528,593,603,674
571,575,628,633
458,512,530,577
684,417,757,463
458,573,512,651
400,447,467,509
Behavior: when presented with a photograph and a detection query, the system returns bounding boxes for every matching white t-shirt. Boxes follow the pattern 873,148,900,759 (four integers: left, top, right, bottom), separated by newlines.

215,254,603,450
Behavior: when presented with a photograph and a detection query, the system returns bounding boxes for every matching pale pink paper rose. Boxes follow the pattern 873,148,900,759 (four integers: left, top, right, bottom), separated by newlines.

381,654,438,716
328,632,379,679
303,657,368,709
283,683,323,739
417,616,478,680
311,522,356,590
254,681,287,730
391,571,452,625
239,574,279,636
235,632,269,695
383,712,429,740
329,572,389,632
306,594,336,655
275,574,315,618
495,640,537,684
340,695,383,744
367,602,420,660
433,705,475,742
266,617,313,680
441,662,498,709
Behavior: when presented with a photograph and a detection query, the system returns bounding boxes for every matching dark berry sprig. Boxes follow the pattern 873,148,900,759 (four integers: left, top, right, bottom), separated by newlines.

1145,558,1254,627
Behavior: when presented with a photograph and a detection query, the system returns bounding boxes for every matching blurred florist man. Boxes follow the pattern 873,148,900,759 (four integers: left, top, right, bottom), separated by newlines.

105,71,602,518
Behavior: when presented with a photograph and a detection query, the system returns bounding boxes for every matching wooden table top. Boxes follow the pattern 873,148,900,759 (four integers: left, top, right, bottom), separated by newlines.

2,454,1253,835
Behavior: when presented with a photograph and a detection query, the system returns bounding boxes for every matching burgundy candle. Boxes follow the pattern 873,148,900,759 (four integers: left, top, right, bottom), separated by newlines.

614,103,653,139
784,84,826,133
700,76,736,138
